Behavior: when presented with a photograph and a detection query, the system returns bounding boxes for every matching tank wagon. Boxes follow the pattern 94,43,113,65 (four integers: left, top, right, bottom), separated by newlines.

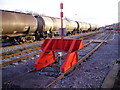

35,16,54,39
1,10,38,43
0,10,99,44
78,22,91,32
90,24,99,31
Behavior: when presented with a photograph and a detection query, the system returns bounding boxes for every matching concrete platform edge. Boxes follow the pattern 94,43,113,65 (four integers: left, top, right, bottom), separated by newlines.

101,62,120,89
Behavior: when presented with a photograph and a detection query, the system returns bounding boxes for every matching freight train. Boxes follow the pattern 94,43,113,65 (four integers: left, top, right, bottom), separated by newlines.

0,10,99,44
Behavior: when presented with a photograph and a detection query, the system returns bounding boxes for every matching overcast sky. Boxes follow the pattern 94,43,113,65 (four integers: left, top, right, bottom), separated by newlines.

0,0,119,26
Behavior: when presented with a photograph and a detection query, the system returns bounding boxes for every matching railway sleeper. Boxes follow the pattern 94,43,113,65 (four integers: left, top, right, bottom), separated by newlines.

92,40,107,43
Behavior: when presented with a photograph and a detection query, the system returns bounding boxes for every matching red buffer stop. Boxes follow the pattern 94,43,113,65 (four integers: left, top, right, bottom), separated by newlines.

34,39,84,73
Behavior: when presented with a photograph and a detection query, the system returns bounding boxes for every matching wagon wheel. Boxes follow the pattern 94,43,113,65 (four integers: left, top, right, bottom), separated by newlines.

25,36,35,43
17,37,25,44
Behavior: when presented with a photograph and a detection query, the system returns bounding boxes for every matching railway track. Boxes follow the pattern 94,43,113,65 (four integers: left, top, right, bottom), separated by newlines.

45,32,111,88
1,30,103,55
2,31,111,88
1,31,105,67
1,34,81,48
1,31,103,57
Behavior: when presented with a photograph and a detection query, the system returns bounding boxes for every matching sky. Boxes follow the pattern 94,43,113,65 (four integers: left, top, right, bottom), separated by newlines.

0,0,119,26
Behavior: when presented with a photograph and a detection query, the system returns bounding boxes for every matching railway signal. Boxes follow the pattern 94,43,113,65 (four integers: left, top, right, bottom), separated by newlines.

60,2,64,39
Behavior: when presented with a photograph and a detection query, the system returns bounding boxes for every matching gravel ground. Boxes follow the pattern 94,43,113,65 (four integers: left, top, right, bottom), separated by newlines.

2,49,41,63
1,30,102,54
2,30,112,88
1,41,43,54
50,30,119,88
